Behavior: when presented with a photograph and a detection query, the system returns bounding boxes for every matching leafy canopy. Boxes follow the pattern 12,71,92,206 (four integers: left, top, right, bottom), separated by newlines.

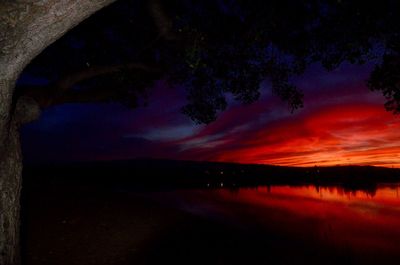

20,0,400,123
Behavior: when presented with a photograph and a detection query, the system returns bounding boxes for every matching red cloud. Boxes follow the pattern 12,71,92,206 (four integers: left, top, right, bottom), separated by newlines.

183,102,400,167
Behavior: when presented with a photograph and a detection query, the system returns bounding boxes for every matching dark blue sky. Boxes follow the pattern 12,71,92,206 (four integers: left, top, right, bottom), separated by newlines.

20,61,400,167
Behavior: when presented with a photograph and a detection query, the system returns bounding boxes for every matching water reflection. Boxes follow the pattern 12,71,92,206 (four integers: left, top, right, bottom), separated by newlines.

217,185,400,255
150,183,400,264
253,184,400,202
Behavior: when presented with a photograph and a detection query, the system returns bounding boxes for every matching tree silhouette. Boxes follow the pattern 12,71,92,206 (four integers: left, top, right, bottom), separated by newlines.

9,1,385,124
17,0,400,125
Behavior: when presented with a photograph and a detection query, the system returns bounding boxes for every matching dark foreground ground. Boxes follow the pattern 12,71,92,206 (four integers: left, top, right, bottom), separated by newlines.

22,184,400,265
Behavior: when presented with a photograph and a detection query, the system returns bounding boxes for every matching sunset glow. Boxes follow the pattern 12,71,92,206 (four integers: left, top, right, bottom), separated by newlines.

212,103,400,167
22,64,400,168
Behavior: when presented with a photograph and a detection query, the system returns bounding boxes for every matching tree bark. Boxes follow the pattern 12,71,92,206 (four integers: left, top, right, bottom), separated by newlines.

0,81,40,265
0,104,23,265
0,1,116,264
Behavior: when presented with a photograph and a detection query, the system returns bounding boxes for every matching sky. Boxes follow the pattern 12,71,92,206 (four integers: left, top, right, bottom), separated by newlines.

21,61,400,167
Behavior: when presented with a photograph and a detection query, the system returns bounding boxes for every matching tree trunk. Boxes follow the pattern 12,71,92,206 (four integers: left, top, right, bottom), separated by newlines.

0,112,23,265
0,1,116,264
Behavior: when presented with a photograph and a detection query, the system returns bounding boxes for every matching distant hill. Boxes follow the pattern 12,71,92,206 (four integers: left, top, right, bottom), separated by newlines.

23,159,400,193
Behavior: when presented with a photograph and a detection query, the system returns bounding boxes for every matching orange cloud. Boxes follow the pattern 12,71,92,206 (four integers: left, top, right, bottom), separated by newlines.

211,103,400,167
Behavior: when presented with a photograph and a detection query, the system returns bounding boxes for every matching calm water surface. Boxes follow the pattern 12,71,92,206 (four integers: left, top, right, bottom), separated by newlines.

147,184,400,262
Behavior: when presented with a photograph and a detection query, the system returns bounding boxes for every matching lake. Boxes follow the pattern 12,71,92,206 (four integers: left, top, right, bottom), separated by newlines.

142,184,400,264
25,183,400,265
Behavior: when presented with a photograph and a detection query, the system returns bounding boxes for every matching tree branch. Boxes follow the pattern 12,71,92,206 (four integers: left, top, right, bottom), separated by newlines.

148,0,176,40
19,62,161,108
51,86,124,106
54,63,161,92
